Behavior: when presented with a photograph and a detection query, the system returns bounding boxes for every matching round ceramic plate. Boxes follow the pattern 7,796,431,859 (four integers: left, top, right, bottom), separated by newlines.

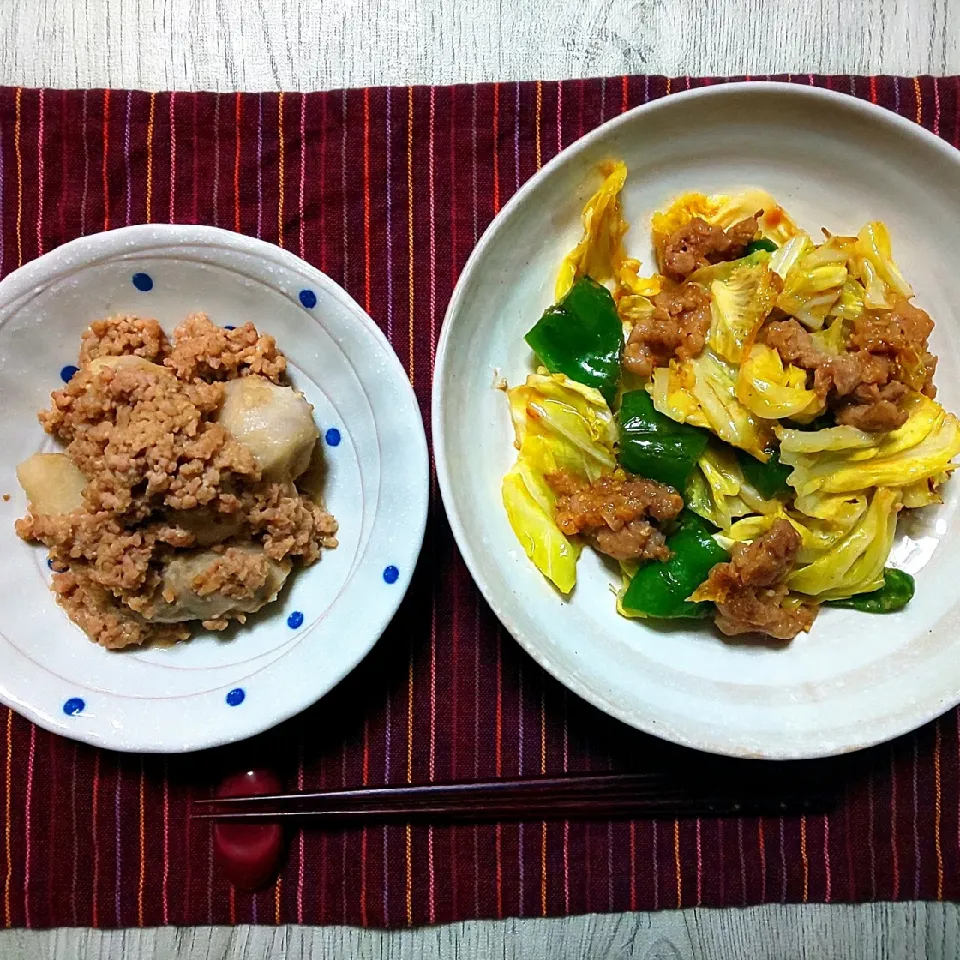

0,225,428,753
434,82,960,759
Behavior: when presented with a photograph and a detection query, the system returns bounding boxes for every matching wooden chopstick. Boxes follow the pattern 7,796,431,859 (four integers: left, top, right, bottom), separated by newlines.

191,772,838,823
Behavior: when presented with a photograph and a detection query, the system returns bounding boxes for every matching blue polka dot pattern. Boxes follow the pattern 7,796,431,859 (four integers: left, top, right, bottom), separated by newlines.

383,565,400,585
225,688,245,707
325,428,341,447
131,272,154,292
298,289,317,309
60,365,79,383
287,610,304,629
63,698,85,717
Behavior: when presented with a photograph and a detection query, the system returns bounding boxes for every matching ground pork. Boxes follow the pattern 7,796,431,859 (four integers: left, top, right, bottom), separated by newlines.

694,519,816,641
622,282,712,377
659,216,760,282
545,472,683,563
79,315,170,365
164,313,287,383
16,314,337,649
762,301,938,433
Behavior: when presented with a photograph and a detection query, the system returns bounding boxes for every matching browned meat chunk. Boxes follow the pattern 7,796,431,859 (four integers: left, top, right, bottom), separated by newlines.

695,520,816,641
546,472,683,563
848,299,937,398
659,216,760,282
835,382,909,431
588,519,669,563
622,282,711,377
762,319,862,399
762,300,938,432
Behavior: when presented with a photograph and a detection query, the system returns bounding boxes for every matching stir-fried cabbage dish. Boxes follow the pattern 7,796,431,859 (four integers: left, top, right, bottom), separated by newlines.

502,162,957,640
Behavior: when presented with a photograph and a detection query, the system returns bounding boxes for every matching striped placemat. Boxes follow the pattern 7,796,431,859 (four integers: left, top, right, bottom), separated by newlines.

0,75,957,927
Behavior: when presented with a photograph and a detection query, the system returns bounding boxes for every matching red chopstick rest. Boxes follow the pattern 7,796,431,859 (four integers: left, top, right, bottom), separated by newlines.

213,769,285,891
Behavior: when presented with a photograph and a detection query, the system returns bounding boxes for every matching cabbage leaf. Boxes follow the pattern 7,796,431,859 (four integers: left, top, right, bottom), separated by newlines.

556,161,629,300
736,343,822,421
708,262,779,363
779,394,960,497
502,374,618,593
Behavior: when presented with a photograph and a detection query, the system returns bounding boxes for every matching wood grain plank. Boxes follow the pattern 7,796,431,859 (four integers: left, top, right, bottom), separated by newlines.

2,905,960,958
1,0,957,92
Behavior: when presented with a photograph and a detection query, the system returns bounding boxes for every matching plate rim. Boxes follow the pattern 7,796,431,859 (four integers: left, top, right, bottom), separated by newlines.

0,223,430,753
432,80,960,760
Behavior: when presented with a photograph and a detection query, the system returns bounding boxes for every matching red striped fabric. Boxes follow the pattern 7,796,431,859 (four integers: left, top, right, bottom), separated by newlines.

0,75,958,928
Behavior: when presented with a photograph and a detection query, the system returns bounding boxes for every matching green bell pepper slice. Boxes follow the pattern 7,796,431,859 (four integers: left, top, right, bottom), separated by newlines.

827,568,915,613
524,276,622,404
743,237,778,255
736,447,792,499
617,389,710,491
620,510,729,619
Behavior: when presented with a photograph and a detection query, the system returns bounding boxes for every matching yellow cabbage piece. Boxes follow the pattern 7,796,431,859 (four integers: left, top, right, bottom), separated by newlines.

793,490,869,528
736,344,821,420
647,351,771,460
652,190,799,246
556,161,629,300
685,351,771,459
651,193,722,239
648,361,711,430
686,443,778,531
779,394,960,497
708,262,779,363
508,373,618,476
502,471,581,594
787,487,902,600
615,258,662,327
776,240,851,330
502,374,618,593
777,424,876,455
711,190,800,242
769,234,811,279
900,478,944,508
828,279,866,322
685,249,770,287
853,222,913,307
618,258,663,298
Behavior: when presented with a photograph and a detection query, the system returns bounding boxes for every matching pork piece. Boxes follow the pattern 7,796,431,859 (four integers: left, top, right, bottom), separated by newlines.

762,319,862,399
659,216,760,282
762,303,938,432
545,472,683,563
834,381,909,432
848,298,937,398
622,282,712,377
694,519,816,641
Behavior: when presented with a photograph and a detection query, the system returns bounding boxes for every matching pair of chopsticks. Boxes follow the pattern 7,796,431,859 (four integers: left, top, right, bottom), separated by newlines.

192,771,839,823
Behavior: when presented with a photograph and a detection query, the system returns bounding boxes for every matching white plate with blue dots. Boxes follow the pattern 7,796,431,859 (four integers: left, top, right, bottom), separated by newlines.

0,225,429,753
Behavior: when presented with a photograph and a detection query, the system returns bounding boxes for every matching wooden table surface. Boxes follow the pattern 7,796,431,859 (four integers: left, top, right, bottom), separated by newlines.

1,0,959,956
